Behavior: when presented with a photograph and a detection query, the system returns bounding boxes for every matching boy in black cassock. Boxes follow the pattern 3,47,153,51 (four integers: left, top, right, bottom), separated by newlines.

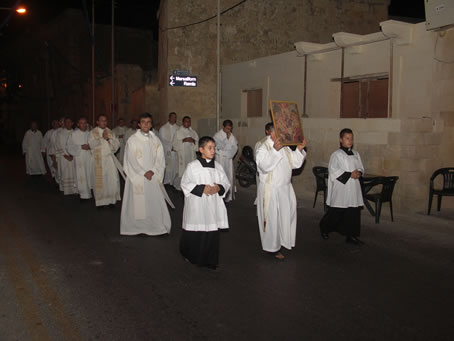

320,128,365,245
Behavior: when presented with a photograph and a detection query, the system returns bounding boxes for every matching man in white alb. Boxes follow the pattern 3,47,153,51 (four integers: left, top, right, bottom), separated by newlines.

67,117,94,199
55,118,78,195
42,119,59,178
48,117,65,185
124,119,138,143
22,121,46,175
88,114,121,207
159,112,179,188
256,123,307,260
172,116,199,191
121,113,171,236
213,120,238,202
113,118,128,164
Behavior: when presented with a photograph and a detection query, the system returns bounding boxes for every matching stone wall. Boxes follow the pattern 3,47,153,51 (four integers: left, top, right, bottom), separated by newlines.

158,0,390,130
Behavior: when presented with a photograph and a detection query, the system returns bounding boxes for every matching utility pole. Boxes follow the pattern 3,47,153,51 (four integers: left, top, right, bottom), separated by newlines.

216,0,220,131
111,0,115,126
92,0,95,127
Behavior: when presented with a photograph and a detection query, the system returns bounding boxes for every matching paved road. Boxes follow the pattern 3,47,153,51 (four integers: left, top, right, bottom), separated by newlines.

1,149,453,340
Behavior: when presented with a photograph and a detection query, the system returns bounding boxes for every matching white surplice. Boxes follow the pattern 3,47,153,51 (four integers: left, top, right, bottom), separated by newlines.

159,122,179,186
113,125,128,164
213,129,238,202
326,149,364,208
256,137,306,252
42,128,56,177
88,127,121,206
55,128,78,195
120,130,171,235
181,158,230,232
22,130,46,175
172,126,199,190
67,129,94,199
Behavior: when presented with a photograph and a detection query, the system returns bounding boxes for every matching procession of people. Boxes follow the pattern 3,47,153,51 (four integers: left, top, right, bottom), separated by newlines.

22,111,365,269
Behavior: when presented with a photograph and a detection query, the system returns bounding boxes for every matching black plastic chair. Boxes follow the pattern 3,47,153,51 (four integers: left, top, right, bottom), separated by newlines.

365,176,399,224
428,168,454,215
312,166,328,210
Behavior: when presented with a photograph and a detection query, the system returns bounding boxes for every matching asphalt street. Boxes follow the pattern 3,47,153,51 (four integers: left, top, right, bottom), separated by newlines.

1,148,454,341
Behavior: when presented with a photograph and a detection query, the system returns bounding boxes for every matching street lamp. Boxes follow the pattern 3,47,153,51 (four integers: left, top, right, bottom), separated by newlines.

0,6,27,14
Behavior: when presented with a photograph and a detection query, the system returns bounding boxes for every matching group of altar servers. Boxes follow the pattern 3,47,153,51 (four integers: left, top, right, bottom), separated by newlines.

23,111,364,269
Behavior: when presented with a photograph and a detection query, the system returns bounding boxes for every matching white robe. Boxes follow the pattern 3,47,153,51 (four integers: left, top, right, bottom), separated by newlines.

55,129,78,195
120,130,171,235
213,129,238,201
326,149,364,208
124,128,137,143
42,129,56,177
256,137,306,252
67,129,94,199
22,130,46,175
48,128,63,183
172,126,199,190
113,125,128,164
181,159,230,232
253,136,269,206
159,122,179,186
88,127,121,206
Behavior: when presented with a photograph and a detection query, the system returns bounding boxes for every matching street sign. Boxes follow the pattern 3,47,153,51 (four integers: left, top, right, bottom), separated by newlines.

169,75,198,87
172,70,190,76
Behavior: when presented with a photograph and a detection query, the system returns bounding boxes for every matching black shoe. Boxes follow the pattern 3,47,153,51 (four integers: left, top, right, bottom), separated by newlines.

321,232,329,240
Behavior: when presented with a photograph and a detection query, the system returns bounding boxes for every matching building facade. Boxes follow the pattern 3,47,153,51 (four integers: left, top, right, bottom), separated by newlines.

221,21,454,213
158,0,390,133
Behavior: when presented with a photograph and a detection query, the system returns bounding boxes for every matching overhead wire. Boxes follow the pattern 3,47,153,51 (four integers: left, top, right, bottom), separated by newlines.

160,0,247,31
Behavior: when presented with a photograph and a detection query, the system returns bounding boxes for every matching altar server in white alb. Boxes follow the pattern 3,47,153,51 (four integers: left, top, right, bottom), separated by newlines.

320,128,365,245
172,116,199,190
180,136,230,269
113,118,128,164
88,114,121,207
159,112,179,188
42,119,59,178
22,121,47,175
120,113,171,236
213,120,238,202
48,117,65,184
124,119,138,143
55,118,78,195
256,124,307,260
67,117,93,199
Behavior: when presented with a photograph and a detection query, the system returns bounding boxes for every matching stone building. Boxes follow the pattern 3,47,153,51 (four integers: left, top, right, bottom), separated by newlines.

221,21,454,213
158,0,390,133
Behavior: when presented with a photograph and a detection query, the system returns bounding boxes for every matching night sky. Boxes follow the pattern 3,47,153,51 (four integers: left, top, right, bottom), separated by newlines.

0,0,161,40
1,0,425,41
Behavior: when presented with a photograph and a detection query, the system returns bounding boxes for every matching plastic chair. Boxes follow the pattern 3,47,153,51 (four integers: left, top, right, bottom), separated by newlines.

428,168,454,215
312,166,328,210
365,176,399,224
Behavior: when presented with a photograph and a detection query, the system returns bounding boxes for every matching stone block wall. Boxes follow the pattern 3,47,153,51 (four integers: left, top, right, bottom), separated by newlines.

298,116,454,213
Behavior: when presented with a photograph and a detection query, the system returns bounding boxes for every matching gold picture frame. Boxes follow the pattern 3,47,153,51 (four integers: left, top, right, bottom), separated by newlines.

269,100,304,146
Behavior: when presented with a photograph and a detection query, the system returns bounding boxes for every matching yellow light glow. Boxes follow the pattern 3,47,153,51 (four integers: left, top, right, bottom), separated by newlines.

16,7,26,14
